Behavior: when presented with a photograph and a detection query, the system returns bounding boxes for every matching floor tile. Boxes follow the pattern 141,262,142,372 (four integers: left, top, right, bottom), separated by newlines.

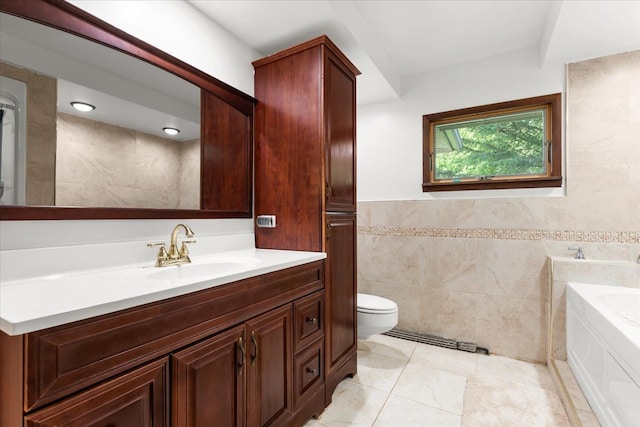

476,353,556,391
352,349,407,392
392,362,467,414
462,372,570,426
306,335,572,427
357,334,417,361
411,342,478,377
373,394,462,427
314,378,388,427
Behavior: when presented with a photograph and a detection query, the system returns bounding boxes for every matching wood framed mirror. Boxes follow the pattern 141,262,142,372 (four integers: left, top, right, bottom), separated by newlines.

0,0,254,220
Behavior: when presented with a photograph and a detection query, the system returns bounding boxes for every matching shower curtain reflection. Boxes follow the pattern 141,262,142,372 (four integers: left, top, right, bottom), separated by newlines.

0,75,26,206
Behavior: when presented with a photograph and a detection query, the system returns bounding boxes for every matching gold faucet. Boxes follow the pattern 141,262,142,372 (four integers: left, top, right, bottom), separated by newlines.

147,224,196,267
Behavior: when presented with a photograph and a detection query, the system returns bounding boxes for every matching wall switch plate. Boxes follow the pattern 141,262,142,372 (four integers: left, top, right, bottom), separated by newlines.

256,215,276,228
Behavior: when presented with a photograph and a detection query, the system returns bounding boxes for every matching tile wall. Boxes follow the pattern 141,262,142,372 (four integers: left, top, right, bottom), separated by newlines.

56,112,200,209
357,50,640,363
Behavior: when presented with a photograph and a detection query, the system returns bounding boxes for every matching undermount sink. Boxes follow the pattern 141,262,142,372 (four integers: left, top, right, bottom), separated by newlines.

146,257,261,281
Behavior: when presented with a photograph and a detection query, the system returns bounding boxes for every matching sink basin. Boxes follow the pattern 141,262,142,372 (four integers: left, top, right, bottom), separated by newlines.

146,257,261,281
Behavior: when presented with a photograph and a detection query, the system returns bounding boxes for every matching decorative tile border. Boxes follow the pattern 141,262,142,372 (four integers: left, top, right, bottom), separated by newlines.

357,226,640,243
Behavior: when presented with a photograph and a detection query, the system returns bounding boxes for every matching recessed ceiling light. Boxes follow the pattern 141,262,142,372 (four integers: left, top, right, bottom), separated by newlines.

70,101,95,112
163,127,180,136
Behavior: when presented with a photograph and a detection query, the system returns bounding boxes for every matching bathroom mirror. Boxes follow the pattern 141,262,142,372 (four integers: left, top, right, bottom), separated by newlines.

0,0,254,220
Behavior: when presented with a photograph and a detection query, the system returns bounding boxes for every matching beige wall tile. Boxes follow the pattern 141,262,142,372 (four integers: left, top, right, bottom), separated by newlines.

357,51,639,363
479,239,547,300
358,234,428,287
475,295,546,362
419,289,479,343
56,113,198,209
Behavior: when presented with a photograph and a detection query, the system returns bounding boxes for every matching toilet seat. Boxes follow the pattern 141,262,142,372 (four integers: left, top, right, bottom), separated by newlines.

357,293,398,314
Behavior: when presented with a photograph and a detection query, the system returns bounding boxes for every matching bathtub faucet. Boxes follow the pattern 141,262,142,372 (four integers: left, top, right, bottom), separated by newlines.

568,246,585,260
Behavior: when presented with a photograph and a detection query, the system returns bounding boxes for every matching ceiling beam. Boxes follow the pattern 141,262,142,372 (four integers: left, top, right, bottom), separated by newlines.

328,0,402,98
538,0,564,66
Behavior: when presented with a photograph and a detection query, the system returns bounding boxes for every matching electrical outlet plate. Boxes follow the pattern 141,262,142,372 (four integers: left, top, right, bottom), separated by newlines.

256,215,276,228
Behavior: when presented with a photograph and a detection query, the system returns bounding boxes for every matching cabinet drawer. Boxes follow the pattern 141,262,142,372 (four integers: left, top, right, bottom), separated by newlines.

24,357,169,427
293,338,323,409
293,291,324,353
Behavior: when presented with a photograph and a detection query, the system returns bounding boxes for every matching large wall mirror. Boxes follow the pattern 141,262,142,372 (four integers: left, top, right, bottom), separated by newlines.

0,0,254,220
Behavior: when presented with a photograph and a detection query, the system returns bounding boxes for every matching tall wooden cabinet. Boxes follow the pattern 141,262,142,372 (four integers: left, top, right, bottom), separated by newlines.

253,35,360,404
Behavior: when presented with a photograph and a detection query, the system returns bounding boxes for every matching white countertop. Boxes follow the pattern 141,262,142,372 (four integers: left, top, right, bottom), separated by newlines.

0,248,326,336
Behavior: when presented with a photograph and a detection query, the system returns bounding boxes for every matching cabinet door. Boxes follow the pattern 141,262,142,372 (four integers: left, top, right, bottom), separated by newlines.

24,358,168,427
246,305,293,427
325,51,357,212
172,326,245,427
324,214,357,376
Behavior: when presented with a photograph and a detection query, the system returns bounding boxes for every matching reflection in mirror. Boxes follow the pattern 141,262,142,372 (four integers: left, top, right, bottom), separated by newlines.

0,11,201,209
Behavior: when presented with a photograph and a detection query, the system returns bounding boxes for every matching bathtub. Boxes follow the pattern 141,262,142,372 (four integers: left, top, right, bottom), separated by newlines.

566,282,640,426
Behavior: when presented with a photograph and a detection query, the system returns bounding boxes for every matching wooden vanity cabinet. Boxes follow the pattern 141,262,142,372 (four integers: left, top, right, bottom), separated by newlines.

172,304,293,427
253,35,360,405
0,261,325,427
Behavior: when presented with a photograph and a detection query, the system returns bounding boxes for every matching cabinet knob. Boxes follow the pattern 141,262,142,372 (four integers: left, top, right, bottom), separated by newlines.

305,316,318,325
306,367,317,375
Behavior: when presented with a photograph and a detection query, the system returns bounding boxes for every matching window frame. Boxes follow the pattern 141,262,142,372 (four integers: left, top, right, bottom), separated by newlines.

422,93,562,192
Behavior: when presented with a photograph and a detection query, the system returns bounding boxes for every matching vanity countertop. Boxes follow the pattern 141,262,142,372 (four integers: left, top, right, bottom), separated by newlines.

0,248,326,336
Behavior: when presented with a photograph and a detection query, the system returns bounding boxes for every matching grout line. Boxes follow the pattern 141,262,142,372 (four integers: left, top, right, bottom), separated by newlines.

370,351,410,427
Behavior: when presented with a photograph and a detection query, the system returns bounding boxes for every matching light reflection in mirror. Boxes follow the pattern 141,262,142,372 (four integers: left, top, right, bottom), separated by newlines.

0,11,201,209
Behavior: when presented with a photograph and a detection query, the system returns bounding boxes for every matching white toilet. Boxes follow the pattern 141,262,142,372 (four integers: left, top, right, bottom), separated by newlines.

357,293,398,339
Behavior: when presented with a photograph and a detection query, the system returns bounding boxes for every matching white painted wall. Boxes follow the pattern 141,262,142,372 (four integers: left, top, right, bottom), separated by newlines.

67,0,260,95
357,46,566,201
1,1,261,250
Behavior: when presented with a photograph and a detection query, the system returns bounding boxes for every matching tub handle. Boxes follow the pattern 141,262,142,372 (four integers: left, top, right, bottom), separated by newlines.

568,247,585,260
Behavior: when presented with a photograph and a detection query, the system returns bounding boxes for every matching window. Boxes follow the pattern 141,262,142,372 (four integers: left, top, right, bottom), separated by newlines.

422,93,562,192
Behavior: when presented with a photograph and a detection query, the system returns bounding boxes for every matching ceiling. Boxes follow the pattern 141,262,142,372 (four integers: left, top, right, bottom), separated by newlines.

189,0,640,105
0,11,200,140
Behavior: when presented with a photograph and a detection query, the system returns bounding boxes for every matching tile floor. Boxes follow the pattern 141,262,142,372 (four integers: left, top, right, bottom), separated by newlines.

306,334,570,426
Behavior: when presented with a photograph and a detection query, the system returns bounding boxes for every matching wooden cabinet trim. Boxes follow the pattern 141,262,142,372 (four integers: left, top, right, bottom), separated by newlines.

0,332,23,424
24,357,169,427
252,35,360,77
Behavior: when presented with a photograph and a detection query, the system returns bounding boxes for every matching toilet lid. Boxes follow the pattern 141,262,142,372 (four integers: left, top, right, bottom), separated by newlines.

357,293,398,314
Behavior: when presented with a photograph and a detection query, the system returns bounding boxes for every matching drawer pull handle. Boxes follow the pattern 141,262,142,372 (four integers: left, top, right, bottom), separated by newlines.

306,316,318,325
306,367,317,375
250,331,258,366
237,337,245,369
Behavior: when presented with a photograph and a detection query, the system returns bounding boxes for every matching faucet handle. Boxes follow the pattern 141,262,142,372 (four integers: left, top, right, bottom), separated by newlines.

179,240,196,257
147,243,169,266
568,246,585,260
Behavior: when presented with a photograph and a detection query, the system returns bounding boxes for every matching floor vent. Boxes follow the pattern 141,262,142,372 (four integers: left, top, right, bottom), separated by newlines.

382,328,489,355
